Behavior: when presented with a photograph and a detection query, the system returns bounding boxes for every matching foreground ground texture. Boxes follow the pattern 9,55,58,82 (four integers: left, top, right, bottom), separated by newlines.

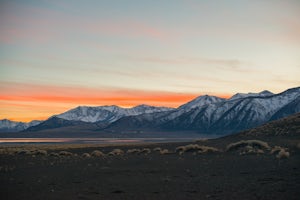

0,136,300,200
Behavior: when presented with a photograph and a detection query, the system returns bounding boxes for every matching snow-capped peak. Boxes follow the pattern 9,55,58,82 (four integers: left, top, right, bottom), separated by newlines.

0,119,42,132
0,119,19,129
132,104,153,109
230,90,274,100
55,105,174,123
259,90,273,96
179,95,225,110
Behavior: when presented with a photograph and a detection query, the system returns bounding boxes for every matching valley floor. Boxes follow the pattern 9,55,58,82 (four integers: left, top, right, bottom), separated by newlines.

0,137,300,200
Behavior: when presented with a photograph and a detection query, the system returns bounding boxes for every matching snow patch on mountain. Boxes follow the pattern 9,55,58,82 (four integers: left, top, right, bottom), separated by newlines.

0,119,42,132
229,90,274,100
162,87,300,133
106,86,300,134
179,95,225,110
56,105,174,123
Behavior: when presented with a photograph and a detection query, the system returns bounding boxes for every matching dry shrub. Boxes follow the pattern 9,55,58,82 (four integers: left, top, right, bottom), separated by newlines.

270,146,285,155
153,147,162,152
176,144,201,153
256,149,264,154
226,140,270,152
276,149,290,159
175,146,186,153
127,149,141,154
239,145,265,155
59,151,73,156
127,148,150,155
91,150,105,157
17,150,31,155
159,149,170,155
197,146,220,154
49,152,60,157
82,153,91,158
108,149,124,156
270,146,290,159
176,144,220,155
32,150,47,156
140,148,151,154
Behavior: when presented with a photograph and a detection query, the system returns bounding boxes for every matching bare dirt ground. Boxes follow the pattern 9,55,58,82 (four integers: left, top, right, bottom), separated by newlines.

0,137,300,200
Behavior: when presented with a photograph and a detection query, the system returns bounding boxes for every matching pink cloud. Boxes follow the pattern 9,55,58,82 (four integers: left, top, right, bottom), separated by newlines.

0,2,173,45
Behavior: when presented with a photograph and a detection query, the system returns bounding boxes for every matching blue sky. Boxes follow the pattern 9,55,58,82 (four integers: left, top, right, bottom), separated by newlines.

0,0,300,121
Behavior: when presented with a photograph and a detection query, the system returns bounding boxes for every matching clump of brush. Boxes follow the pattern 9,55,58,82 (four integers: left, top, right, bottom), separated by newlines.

226,140,270,155
270,146,290,159
176,144,220,155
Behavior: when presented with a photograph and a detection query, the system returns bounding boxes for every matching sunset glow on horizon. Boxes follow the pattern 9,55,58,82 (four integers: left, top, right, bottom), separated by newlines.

1,0,300,122
1,82,213,122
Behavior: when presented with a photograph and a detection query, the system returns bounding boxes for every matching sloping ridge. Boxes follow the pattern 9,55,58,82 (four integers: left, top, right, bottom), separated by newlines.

106,87,300,134
24,117,89,132
270,96,300,121
237,112,300,137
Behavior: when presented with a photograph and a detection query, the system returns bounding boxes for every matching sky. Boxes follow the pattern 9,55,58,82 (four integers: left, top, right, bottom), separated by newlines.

0,0,300,122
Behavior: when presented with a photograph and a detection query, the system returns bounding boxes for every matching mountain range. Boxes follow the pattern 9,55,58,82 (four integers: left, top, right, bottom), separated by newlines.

0,119,42,132
1,86,299,136
104,87,299,134
55,104,174,123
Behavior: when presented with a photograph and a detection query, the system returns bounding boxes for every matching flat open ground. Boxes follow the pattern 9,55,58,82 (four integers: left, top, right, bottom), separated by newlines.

1,136,299,200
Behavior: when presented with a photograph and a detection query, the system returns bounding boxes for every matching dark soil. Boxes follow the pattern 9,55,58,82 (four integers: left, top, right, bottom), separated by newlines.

1,138,300,200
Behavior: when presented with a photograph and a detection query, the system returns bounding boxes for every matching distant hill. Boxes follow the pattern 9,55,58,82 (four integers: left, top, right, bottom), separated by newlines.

24,117,89,132
0,119,42,132
55,104,174,123
238,112,300,137
0,105,174,132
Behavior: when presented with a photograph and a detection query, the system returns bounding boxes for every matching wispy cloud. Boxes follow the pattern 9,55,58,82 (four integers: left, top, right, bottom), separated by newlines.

280,17,300,43
272,75,300,85
0,2,173,45
133,56,258,73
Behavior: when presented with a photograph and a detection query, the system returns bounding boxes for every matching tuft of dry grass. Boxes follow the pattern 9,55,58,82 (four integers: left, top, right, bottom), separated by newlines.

127,149,141,154
140,148,151,154
239,145,265,155
82,153,91,158
108,149,124,156
175,144,196,152
271,146,290,160
276,149,290,159
17,150,32,155
159,149,170,155
256,149,264,154
49,152,60,157
32,150,47,156
59,151,73,156
197,146,220,154
175,146,186,153
226,140,270,152
91,150,105,157
153,147,162,152
270,146,285,155
176,144,220,155
126,148,151,155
